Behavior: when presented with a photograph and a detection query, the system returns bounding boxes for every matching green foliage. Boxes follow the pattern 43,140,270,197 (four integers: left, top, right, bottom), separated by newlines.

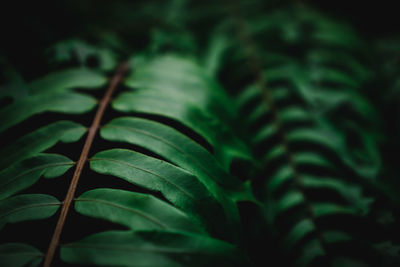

0,1,399,266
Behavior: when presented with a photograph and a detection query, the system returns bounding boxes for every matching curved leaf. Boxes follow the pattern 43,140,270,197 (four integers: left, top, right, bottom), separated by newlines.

112,91,251,168
30,68,107,94
61,230,245,267
90,149,214,213
75,188,205,233
0,153,74,200
0,92,96,133
0,194,60,230
0,243,42,267
90,148,235,240
101,117,243,191
0,121,85,169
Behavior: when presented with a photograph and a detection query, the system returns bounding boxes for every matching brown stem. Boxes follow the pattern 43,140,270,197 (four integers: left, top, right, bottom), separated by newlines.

43,63,129,267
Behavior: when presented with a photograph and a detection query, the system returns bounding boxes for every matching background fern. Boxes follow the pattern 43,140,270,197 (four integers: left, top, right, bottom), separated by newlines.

1,0,400,266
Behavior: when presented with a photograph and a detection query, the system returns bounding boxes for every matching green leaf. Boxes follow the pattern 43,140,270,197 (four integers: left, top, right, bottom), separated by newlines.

276,191,304,215
48,39,117,71
125,55,234,119
0,194,60,230
283,219,315,251
0,153,74,200
61,230,245,267
295,238,325,267
75,188,205,234
293,152,332,169
101,117,242,191
0,92,96,133
112,91,251,169
90,149,236,240
268,166,294,193
203,34,231,76
236,84,260,108
287,128,343,154
90,149,213,214
247,104,269,125
307,50,369,82
0,121,86,169
280,107,311,124
262,145,285,163
253,124,277,144
0,243,42,267
30,68,107,94
302,176,373,215
311,67,360,88
312,203,357,218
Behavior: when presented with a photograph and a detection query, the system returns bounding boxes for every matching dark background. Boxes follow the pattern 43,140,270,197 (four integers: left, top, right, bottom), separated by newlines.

1,0,399,98
310,0,399,38
1,0,399,60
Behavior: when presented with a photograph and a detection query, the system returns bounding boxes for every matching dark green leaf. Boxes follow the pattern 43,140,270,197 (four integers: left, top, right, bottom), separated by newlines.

75,188,205,233
0,194,60,230
0,121,85,169
30,68,107,94
0,153,74,200
61,230,245,267
101,117,243,192
0,243,42,267
112,91,251,169
0,92,96,133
